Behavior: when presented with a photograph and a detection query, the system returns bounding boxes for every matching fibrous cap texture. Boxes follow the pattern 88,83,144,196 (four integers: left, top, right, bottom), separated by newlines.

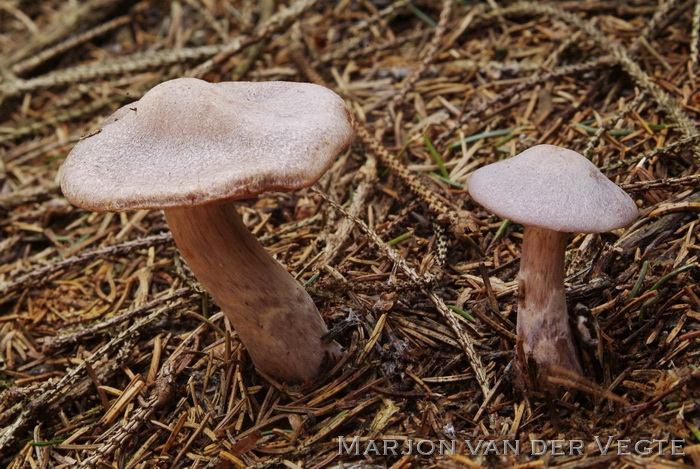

61,78,355,211
467,144,638,233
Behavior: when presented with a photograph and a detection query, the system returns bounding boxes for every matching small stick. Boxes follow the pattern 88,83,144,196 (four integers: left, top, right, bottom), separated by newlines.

0,233,173,299
622,173,700,192
42,288,192,353
11,15,132,76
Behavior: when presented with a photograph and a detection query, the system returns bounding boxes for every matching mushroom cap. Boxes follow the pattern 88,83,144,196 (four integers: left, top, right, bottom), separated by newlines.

467,144,638,233
61,78,355,211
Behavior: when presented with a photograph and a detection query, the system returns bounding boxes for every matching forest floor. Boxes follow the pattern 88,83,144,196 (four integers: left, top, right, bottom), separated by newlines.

1,0,699,467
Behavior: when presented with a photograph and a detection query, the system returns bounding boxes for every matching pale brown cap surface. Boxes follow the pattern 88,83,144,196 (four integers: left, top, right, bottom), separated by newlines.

61,78,354,211
467,144,638,233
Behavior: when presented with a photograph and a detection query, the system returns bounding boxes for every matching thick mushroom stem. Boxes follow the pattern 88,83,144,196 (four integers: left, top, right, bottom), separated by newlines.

517,226,583,387
165,201,341,382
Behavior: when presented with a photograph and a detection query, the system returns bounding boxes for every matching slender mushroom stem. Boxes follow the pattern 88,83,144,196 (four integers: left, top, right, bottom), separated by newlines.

517,225,583,386
165,201,341,382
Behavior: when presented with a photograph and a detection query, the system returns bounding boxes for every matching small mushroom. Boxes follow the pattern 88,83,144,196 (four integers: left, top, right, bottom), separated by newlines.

61,78,355,382
467,144,637,389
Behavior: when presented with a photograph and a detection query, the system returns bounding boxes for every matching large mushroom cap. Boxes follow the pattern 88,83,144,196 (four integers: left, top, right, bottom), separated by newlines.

61,78,355,211
467,144,638,233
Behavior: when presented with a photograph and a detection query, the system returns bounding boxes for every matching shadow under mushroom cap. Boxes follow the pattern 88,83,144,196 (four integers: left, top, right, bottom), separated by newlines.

61,78,355,212
467,144,638,233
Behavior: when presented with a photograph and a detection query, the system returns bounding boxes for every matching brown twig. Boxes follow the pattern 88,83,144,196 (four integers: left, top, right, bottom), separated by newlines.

0,233,173,299
42,288,192,353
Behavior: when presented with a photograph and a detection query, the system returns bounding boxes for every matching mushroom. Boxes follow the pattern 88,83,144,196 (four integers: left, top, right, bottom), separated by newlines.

467,144,637,388
61,78,355,382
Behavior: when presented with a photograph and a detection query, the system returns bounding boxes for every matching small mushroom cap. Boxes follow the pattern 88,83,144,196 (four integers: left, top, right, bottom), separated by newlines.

61,78,354,211
467,144,638,233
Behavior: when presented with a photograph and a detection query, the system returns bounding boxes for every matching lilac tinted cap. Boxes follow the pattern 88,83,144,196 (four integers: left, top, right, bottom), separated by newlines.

61,78,354,211
468,144,637,233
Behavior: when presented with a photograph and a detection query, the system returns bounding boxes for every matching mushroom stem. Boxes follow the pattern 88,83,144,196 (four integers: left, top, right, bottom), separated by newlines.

517,225,582,386
165,201,341,382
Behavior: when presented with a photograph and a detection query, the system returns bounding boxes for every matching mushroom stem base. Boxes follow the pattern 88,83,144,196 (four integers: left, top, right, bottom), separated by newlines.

165,201,341,382
517,226,582,389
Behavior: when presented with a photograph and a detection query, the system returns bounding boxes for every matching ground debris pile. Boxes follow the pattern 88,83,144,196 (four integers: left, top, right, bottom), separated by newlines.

1,0,699,467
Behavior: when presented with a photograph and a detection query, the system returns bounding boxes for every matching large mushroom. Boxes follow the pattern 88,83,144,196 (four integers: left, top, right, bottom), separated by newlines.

467,144,637,389
61,78,354,382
